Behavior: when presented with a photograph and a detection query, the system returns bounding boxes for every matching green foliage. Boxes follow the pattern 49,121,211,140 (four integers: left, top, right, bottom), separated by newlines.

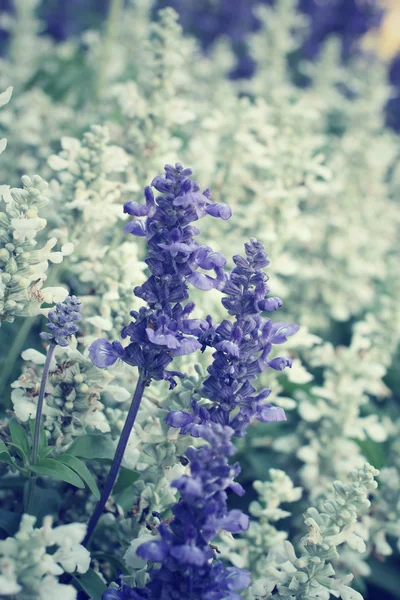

68,433,116,462
55,454,101,500
72,569,107,599
28,458,86,489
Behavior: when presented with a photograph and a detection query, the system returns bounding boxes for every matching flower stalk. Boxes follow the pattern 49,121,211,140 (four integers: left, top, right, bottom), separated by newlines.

26,342,55,515
83,376,146,546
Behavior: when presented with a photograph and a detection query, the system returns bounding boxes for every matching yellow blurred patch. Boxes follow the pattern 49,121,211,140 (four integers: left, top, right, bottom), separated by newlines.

364,0,400,60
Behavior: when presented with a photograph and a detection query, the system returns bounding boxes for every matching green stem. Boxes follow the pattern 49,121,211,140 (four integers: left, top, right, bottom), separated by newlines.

26,343,56,515
96,0,124,99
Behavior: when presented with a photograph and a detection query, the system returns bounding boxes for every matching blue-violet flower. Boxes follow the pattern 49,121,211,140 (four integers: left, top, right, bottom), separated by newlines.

103,425,251,600
167,238,299,436
89,163,232,388
40,295,82,347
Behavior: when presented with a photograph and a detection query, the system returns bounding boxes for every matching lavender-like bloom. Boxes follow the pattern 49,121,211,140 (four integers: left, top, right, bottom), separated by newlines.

167,238,299,437
85,164,232,546
103,425,251,600
40,295,82,347
89,163,231,389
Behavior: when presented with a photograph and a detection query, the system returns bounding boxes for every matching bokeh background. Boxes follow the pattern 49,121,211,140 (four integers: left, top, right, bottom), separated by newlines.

1,1,400,127
0,2,400,599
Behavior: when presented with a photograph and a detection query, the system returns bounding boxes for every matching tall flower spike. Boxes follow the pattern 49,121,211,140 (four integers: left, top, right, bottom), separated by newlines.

40,295,82,347
85,164,232,546
89,162,231,389
104,425,251,600
167,238,299,437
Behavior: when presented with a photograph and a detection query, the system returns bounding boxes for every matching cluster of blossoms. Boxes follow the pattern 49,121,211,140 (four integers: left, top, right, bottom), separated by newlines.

83,162,242,548
89,162,232,388
167,238,298,437
97,165,297,598
0,514,90,599
40,295,82,347
249,463,379,600
11,343,115,448
107,425,251,599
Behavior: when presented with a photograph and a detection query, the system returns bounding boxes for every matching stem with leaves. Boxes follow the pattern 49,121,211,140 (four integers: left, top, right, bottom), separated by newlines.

83,376,146,546
26,343,56,514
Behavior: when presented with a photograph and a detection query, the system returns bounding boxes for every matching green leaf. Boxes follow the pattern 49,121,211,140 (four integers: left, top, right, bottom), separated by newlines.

0,452,14,466
114,467,140,494
72,568,107,599
39,447,54,459
68,433,115,462
0,440,13,465
56,454,100,500
9,419,30,462
29,458,85,489
0,510,21,536
113,468,141,512
356,438,386,470
28,418,48,460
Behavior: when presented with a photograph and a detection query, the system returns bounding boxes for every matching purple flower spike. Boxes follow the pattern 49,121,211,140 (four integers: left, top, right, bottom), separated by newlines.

167,238,298,438
121,425,251,600
40,295,82,347
90,163,231,390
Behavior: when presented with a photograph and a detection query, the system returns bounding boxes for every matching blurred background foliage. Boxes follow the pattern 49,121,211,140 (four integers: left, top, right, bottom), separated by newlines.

0,1,400,598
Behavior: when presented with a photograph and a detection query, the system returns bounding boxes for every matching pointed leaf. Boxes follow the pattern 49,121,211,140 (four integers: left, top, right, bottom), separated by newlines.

72,568,107,599
29,458,85,489
56,454,100,500
0,452,14,466
68,433,115,461
28,418,48,461
0,440,13,465
114,467,140,494
9,419,30,462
